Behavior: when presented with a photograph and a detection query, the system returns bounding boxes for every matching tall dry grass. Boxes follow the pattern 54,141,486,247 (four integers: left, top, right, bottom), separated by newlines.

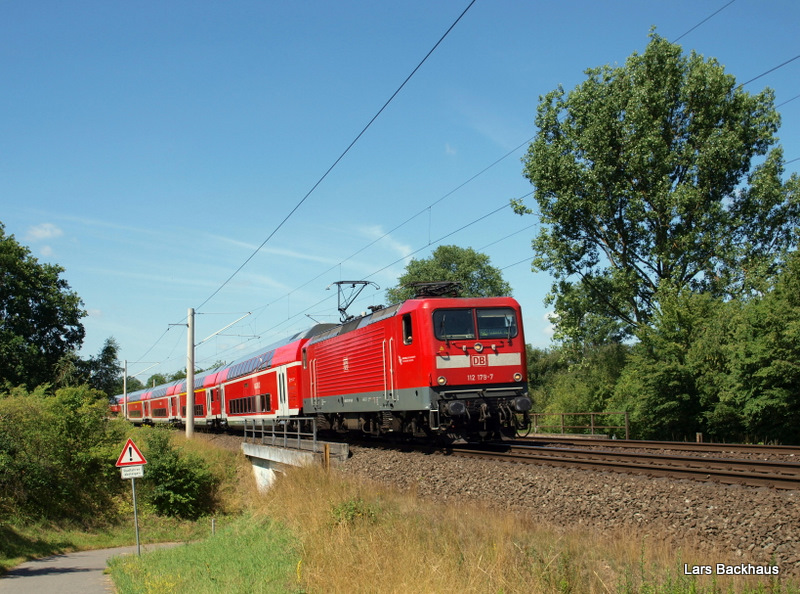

108,434,798,593
250,463,777,594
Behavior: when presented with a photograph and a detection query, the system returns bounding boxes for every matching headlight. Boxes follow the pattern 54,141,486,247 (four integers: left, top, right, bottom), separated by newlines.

474,342,483,352
437,376,447,386
513,373,523,382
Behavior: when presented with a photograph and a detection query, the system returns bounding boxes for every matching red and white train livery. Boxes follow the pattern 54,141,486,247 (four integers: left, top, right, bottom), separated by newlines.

114,293,532,441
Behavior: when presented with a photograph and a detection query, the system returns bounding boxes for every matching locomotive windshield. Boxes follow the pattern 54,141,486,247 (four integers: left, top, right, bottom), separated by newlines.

433,307,518,341
476,308,518,338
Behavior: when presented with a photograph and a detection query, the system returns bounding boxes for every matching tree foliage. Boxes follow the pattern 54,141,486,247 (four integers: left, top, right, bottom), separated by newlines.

54,338,124,396
385,245,512,304
726,251,800,442
513,33,800,443
83,337,124,397
515,32,799,345
0,385,127,522
0,223,86,389
609,289,719,439
605,252,800,442
140,430,216,520
528,344,629,414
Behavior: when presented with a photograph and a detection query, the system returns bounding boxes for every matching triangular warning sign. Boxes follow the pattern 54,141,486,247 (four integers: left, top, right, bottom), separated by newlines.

115,438,147,467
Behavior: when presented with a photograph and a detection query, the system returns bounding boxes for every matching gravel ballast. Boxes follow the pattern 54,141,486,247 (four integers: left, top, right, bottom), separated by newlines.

340,445,800,576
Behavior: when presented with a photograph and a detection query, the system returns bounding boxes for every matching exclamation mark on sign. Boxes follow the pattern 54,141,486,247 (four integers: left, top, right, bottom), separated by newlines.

128,446,134,462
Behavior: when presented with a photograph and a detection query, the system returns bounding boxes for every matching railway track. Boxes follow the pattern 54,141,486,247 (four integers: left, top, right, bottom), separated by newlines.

451,443,800,489
513,435,800,457
245,431,800,490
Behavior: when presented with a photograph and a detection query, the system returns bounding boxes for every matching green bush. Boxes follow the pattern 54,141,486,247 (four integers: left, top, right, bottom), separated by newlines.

0,385,127,523
141,430,216,520
329,497,379,526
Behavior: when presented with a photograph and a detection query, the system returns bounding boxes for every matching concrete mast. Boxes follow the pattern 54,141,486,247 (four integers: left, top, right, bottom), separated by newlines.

186,307,195,438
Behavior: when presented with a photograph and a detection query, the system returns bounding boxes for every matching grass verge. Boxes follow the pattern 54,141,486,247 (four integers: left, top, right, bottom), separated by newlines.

0,428,252,576
107,514,301,594
6,430,800,593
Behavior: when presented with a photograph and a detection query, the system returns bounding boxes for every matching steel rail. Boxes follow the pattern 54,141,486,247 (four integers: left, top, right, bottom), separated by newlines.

512,436,800,457
450,445,800,490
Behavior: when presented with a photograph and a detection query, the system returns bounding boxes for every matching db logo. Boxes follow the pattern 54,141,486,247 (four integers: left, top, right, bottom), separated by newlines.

471,355,488,367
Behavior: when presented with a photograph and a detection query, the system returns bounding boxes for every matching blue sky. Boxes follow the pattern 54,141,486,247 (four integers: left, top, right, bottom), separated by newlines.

2,1,798,381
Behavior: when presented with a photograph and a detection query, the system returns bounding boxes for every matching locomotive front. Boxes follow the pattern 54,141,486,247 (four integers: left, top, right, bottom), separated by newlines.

302,289,532,443
416,297,532,440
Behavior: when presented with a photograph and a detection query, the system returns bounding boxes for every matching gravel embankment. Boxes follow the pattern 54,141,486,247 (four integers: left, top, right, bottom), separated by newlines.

340,445,800,576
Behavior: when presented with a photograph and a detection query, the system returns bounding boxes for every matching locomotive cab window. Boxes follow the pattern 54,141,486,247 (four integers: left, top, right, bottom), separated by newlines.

433,308,518,341
476,308,518,339
433,309,475,341
402,313,413,345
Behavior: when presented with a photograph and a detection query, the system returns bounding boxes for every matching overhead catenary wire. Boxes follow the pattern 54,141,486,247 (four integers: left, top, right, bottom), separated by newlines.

218,195,533,358
133,129,534,372
200,54,800,365
193,0,478,314
260,133,536,311
739,54,800,88
134,1,799,375
777,93,800,108
672,0,737,43
131,0,478,369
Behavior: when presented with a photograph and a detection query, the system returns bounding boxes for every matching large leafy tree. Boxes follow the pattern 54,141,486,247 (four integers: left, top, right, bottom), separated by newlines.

0,223,86,388
84,337,123,397
385,245,512,303
610,252,800,443
726,250,800,442
514,32,799,344
610,288,720,440
53,338,123,397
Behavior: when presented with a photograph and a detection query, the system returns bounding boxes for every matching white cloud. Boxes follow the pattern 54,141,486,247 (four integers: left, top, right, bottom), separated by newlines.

26,222,63,241
357,225,413,260
543,311,556,337
205,232,339,265
451,92,529,151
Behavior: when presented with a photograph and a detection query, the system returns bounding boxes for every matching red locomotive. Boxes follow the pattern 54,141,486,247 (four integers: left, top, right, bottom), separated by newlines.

115,284,531,441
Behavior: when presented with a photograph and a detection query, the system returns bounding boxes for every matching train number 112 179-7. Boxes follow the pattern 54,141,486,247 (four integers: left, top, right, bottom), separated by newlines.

467,373,494,382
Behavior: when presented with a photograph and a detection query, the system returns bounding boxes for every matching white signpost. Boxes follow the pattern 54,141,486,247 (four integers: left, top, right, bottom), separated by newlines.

116,438,147,555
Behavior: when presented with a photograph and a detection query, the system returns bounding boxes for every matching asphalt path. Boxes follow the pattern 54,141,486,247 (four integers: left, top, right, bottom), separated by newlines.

0,544,181,594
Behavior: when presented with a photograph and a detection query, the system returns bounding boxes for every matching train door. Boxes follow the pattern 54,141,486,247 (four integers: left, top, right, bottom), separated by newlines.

209,387,220,417
219,384,227,424
383,338,397,406
277,366,290,417
308,352,320,410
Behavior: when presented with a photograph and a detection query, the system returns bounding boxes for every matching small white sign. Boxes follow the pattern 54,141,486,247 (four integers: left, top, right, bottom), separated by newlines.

121,466,144,479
